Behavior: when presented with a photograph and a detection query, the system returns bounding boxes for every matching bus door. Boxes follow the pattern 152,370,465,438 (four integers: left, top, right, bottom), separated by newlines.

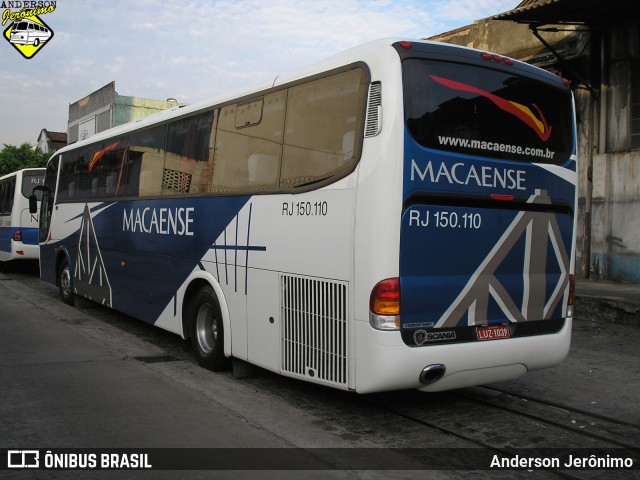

399,56,576,347
36,157,59,283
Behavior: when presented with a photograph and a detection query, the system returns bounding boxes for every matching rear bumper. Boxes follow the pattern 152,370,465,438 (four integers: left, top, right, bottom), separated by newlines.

353,316,572,393
2,241,40,261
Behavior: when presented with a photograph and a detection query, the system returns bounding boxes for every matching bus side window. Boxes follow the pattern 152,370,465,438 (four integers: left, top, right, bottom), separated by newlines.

0,180,7,214
164,110,215,195
281,68,365,188
129,125,166,197
94,140,129,196
9,178,15,212
75,148,95,199
58,153,80,201
3,178,16,213
212,91,285,193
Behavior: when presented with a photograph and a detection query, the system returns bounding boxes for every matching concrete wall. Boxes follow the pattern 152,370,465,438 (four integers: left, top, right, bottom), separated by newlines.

112,96,180,127
591,151,640,281
590,26,640,282
68,82,115,143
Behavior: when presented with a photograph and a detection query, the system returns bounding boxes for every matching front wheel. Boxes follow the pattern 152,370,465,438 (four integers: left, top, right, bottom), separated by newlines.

58,258,75,306
189,286,228,371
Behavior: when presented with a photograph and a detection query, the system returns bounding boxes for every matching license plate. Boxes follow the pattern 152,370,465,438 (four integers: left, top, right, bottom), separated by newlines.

476,325,511,341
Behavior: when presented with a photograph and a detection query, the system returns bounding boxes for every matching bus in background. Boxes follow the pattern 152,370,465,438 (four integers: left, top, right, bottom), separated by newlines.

0,168,45,265
34,39,577,393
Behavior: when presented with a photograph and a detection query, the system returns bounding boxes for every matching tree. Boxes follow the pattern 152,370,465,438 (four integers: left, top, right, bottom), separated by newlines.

0,143,51,177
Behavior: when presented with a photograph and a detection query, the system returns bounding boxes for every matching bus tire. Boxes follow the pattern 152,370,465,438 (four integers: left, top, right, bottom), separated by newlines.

189,286,228,371
58,258,75,306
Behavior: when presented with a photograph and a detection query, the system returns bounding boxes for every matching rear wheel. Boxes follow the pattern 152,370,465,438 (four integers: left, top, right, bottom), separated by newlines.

190,286,228,371
58,258,75,306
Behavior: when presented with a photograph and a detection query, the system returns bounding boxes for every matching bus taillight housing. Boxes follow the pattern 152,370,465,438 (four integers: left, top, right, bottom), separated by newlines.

369,278,400,330
13,230,22,242
567,274,575,318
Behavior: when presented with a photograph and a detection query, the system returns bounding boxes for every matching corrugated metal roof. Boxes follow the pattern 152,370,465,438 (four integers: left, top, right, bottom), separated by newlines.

515,0,555,8
493,0,640,26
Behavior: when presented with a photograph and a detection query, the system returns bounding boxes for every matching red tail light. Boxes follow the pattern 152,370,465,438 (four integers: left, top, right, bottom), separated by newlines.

13,230,22,242
370,278,400,315
568,274,575,306
481,52,514,66
369,278,401,331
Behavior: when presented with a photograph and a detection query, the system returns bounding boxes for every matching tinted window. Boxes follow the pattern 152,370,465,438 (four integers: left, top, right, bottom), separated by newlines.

165,111,215,194
89,140,129,196
404,59,573,164
213,92,285,192
281,68,366,187
58,148,93,200
21,171,44,198
54,68,367,200
0,178,16,214
129,125,167,197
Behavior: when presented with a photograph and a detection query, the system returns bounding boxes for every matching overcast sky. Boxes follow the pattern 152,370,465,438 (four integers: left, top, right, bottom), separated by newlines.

0,0,517,147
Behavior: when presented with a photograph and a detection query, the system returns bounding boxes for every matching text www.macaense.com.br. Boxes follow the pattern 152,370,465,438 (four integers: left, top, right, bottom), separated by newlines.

438,136,556,160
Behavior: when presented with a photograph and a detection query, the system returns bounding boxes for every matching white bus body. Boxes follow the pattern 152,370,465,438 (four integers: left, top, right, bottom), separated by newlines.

36,39,577,393
0,168,45,263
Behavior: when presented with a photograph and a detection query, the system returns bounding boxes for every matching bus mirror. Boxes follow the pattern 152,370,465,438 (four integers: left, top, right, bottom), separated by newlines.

29,194,38,214
30,185,47,214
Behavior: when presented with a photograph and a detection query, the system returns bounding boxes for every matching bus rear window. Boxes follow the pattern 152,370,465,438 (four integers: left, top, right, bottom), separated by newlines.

22,171,44,198
403,59,573,164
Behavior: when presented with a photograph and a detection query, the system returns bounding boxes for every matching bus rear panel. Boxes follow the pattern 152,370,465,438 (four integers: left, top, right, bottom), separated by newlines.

358,41,576,393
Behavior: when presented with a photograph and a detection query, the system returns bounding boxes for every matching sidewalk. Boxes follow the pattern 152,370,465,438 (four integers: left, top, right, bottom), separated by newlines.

575,278,640,327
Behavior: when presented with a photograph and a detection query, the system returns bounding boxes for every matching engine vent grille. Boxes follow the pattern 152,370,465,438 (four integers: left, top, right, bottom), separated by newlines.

281,274,348,387
364,81,382,137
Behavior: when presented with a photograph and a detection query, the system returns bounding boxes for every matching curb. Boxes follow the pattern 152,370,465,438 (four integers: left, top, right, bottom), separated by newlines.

574,294,640,328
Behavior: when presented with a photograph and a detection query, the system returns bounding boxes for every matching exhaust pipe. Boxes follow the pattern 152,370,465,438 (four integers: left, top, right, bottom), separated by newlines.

419,364,446,385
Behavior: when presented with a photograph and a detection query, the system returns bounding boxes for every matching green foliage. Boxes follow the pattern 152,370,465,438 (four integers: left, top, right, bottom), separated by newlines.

0,143,51,177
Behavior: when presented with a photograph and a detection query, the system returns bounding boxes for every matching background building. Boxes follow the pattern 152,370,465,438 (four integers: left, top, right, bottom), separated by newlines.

67,81,185,143
36,129,67,153
431,0,640,283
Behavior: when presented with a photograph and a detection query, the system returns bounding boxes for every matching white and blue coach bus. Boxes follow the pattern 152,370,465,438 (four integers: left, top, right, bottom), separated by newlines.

34,39,577,393
0,168,45,264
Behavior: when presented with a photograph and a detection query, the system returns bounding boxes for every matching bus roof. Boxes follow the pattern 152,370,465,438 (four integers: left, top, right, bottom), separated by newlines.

0,167,45,182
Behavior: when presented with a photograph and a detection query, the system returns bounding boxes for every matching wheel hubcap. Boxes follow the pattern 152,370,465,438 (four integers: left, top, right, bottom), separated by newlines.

196,304,218,354
60,267,71,296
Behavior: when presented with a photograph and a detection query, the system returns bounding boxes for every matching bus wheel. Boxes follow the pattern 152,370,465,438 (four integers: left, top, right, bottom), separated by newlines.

190,286,227,371
58,258,75,306
34,39,40,47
